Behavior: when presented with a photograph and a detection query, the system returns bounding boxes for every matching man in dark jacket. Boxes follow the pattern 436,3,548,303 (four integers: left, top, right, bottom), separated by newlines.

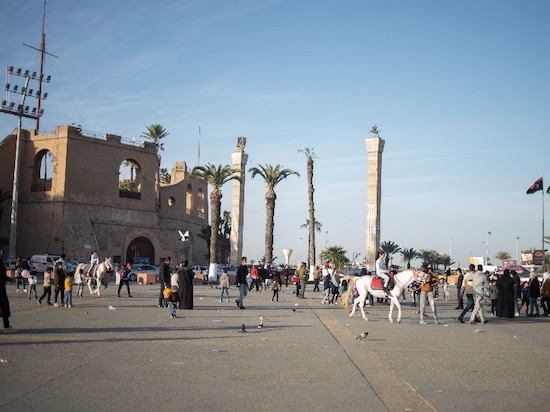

158,257,171,307
455,268,464,309
235,257,248,309
0,251,13,332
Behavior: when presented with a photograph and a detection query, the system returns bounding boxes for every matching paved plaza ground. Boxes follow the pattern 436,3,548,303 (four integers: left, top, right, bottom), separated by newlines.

1,281,549,411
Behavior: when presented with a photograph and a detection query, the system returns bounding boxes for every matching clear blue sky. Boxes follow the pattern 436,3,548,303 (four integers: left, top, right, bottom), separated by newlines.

1,0,549,267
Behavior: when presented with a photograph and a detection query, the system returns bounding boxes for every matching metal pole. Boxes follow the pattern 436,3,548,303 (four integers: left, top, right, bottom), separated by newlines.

516,237,519,262
8,77,30,259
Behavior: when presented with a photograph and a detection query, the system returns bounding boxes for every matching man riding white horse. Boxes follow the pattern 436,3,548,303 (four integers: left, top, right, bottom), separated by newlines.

375,250,391,294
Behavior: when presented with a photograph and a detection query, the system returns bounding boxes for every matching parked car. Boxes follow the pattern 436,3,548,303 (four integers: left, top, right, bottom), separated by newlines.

66,260,80,275
30,254,60,273
129,264,159,282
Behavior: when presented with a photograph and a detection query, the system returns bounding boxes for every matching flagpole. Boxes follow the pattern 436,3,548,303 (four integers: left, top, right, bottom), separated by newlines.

543,174,545,271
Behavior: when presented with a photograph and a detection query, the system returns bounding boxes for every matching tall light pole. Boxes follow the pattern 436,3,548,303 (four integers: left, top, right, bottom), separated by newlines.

486,231,491,265
449,237,452,261
324,231,328,249
1,66,50,258
516,237,519,262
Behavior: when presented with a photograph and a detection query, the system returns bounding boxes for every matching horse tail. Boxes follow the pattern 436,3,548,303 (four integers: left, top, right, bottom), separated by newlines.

343,277,357,311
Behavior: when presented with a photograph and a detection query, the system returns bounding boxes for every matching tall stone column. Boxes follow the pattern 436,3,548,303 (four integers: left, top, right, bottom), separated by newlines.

365,128,385,271
230,137,248,265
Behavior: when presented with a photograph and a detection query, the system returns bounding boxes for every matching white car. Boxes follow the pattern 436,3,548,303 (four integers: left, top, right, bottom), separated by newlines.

129,264,159,282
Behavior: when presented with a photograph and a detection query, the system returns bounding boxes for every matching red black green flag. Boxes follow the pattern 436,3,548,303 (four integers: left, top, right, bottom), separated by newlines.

526,177,543,194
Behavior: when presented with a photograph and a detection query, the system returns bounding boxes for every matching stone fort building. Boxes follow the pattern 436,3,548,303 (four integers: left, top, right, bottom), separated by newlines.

0,125,209,266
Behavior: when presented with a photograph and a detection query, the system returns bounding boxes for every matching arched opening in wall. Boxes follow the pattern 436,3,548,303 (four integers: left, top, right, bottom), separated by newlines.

198,188,205,219
119,159,142,200
32,149,54,192
126,236,155,265
186,184,193,215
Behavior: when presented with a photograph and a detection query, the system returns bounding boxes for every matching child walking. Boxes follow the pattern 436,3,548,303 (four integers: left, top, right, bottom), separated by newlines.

219,270,230,302
38,267,53,305
64,274,73,308
28,272,38,300
75,268,85,298
271,278,280,302
321,273,331,304
167,285,180,318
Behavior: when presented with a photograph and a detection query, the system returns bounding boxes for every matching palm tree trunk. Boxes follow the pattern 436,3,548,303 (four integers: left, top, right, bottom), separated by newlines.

265,191,276,265
307,158,316,268
210,190,222,265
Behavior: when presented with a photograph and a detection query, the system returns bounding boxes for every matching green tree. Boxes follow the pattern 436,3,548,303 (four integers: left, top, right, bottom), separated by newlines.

380,240,401,266
298,147,317,269
141,124,169,206
400,248,419,269
191,164,240,274
495,251,511,265
249,164,300,266
418,249,439,268
160,168,171,185
319,245,350,270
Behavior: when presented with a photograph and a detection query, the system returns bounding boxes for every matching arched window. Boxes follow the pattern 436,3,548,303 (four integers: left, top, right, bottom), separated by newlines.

186,184,193,215
197,188,205,219
32,150,54,192
119,159,142,200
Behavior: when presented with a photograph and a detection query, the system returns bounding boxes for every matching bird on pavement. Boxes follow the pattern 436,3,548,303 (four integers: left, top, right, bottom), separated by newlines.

356,332,368,340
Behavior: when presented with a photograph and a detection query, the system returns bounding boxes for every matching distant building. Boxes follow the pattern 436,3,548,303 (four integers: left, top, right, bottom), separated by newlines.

0,125,209,265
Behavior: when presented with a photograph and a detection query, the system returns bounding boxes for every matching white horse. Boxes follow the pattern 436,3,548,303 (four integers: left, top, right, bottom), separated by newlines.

343,269,423,323
76,258,113,297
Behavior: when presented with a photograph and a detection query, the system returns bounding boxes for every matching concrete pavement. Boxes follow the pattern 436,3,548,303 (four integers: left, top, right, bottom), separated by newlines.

1,281,549,411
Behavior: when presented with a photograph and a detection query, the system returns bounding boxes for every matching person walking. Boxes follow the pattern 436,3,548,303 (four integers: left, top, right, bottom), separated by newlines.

64,273,73,308
158,257,171,308
469,265,488,325
167,285,180,318
271,278,280,302
219,270,230,302
418,265,440,324
297,262,307,299
496,268,515,318
0,251,14,332
53,262,66,307
117,261,133,298
454,268,464,309
75,267,85,298
312,265,321,292
38,267,53,305
511,270,521,316
458,264,476,323
28,271,38,300
14,256,27,292
235,256,249,309
177,260,194,310
528,273,541,317
540,273,550,316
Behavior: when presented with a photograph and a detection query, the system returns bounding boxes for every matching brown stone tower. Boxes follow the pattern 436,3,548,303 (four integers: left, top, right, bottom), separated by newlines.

365,127,385,271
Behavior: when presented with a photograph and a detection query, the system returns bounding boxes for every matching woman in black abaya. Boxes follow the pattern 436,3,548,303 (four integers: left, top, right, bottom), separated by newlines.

177,260,194,309
496,269,515,318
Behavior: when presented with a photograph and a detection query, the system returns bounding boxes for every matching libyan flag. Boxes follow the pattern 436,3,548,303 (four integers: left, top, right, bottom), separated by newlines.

526,177,543,194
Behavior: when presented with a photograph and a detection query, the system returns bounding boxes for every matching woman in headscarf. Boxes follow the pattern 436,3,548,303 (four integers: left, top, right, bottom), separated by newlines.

496,268,515,318
177,260,194,309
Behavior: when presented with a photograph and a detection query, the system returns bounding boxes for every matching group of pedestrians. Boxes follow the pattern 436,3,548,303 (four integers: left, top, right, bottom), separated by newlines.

158,257,194,318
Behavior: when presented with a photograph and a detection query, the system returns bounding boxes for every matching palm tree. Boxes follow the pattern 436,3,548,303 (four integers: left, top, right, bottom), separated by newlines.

300,219,322,232
495,251,511,265
380,240,401,267
249,164,300,266
191,163,240,280
141,124,169,206
319,246,350,270
159,168,171,185
298,147,317,270
400,247,419,269
418,249,438,268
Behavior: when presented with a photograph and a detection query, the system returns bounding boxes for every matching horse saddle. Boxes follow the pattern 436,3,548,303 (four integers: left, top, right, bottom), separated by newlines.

372,274,394,291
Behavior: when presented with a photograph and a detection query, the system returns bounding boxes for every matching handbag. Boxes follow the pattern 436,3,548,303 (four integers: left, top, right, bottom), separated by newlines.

292,275,299,284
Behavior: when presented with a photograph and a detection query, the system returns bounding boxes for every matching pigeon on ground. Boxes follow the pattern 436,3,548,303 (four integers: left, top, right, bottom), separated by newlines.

291,307,296,312
356,332,368,340
239,324,247,333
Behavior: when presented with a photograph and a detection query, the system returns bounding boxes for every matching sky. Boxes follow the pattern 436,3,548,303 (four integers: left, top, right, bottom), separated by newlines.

1,0,549,268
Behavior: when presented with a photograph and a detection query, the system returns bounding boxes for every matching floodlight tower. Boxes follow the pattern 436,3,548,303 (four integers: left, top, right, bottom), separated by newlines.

1,66,51,258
